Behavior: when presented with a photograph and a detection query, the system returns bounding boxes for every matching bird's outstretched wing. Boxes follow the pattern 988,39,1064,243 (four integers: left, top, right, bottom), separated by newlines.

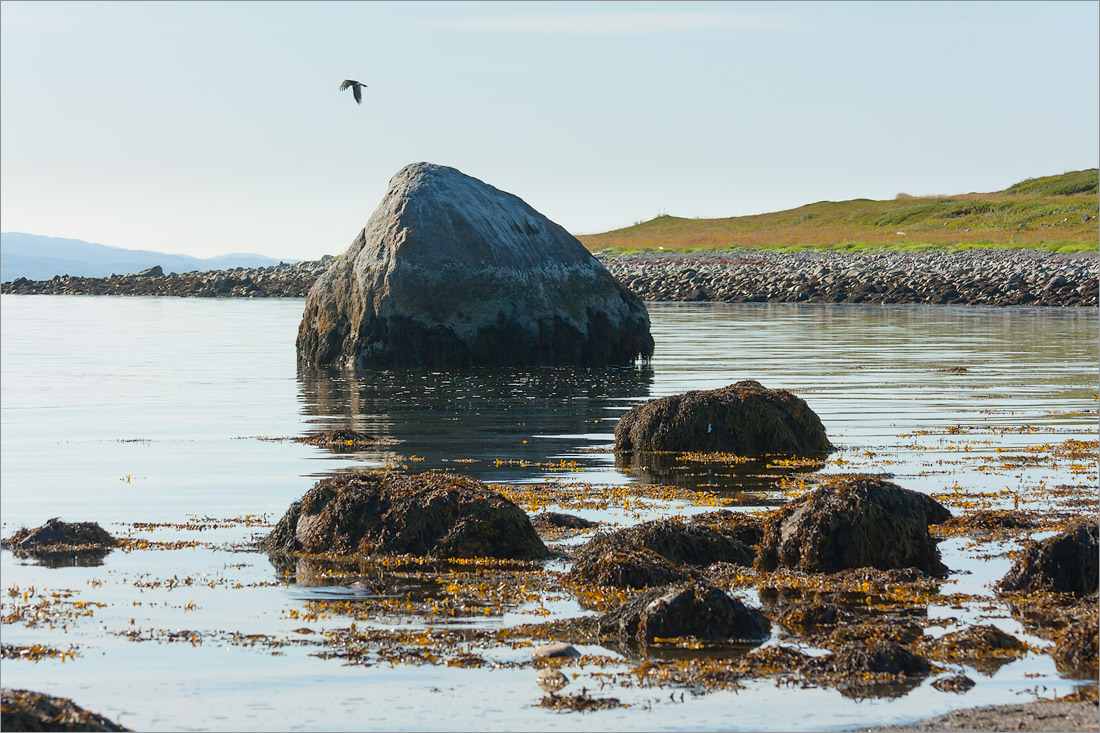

340,79,365,105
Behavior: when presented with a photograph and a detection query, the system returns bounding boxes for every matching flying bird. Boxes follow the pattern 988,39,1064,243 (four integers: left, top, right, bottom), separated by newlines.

339,79,366,105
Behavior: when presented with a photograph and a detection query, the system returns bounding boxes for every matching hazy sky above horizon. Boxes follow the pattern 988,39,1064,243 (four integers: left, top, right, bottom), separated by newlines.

2,1,1097,261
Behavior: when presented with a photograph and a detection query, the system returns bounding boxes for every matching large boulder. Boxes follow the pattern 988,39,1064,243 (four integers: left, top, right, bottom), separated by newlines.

755,477,951,575
263,471,549,560
614,380,832,455
296,163,653,367
997,520,1098,595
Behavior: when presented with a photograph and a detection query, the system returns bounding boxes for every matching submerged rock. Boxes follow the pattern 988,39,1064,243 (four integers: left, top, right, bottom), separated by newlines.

263,471,549,560
0,688,130,731
755,477,951,575
597,581,770,645
613,380,832,455
293,428,379,449
997,520,1099,595
529,512,597,533
296,162,653,367
531,642,581,661
567,515,756,589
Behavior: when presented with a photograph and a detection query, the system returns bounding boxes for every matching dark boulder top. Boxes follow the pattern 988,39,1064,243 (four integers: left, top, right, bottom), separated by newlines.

997,519,1098,595
296,162,653,368
263,470,549,561
755,476,951,576
613,379,833,455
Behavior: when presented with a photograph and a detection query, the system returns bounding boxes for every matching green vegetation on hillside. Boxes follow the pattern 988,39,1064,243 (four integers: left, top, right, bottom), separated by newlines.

579,169,1099,254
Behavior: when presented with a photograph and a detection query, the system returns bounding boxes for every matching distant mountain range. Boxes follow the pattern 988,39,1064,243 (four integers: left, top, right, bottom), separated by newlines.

0,233,296,282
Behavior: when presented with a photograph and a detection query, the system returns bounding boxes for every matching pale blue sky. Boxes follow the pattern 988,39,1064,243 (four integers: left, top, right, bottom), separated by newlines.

2,1,1097,260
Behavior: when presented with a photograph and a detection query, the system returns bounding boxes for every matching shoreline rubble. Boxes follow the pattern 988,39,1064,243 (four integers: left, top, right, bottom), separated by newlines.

2,248,1096,307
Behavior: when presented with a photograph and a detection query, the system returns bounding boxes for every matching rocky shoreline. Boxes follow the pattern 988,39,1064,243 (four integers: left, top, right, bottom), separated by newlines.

0,259,333,298
597,248,1099,308
1,249,1097,307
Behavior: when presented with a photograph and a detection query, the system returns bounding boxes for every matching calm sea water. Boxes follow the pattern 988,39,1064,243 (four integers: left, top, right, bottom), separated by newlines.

1,295,1096,731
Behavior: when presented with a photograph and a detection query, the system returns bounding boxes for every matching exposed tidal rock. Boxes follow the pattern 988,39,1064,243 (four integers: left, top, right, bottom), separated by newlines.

920,624,1027,673
263,471,549,560
567,514,757,589
774,601,856,633
755,477,951,575
931,674,976,694
997,520,1099,596
823,641,933,677
2,518,118,567
1,688,131,732
596,581,770,645
614,379,833,455
296,163,653,367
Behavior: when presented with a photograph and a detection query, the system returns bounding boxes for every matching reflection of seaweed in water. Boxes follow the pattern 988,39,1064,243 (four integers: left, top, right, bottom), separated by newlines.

295,365,654,474
614,451,825,495
11,548,113,568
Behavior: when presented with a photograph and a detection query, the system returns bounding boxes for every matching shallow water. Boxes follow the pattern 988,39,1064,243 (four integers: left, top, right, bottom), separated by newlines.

1,296,1096,731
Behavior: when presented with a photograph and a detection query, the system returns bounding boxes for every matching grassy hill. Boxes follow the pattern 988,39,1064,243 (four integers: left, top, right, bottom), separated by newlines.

578,169,1099,254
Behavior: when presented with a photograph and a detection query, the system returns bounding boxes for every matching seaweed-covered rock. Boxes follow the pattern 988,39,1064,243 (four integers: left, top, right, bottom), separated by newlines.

931,674,976,694
567,546,686,589
567,515,756,588
930,624,1027,658
997,520,1099,596
296,162,653,368
687,509,765,548
530,512,597,533
823,641,933,676
775,601,856,633
756,477,951,575
2,519,118,567
921,624,1028,674
263,471,548,560
3,518,117,552
597,582,770,645
0,688,130,731
1051,618,1099,676
937,509,1035,534
293,428,379,449
613,380,832,455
